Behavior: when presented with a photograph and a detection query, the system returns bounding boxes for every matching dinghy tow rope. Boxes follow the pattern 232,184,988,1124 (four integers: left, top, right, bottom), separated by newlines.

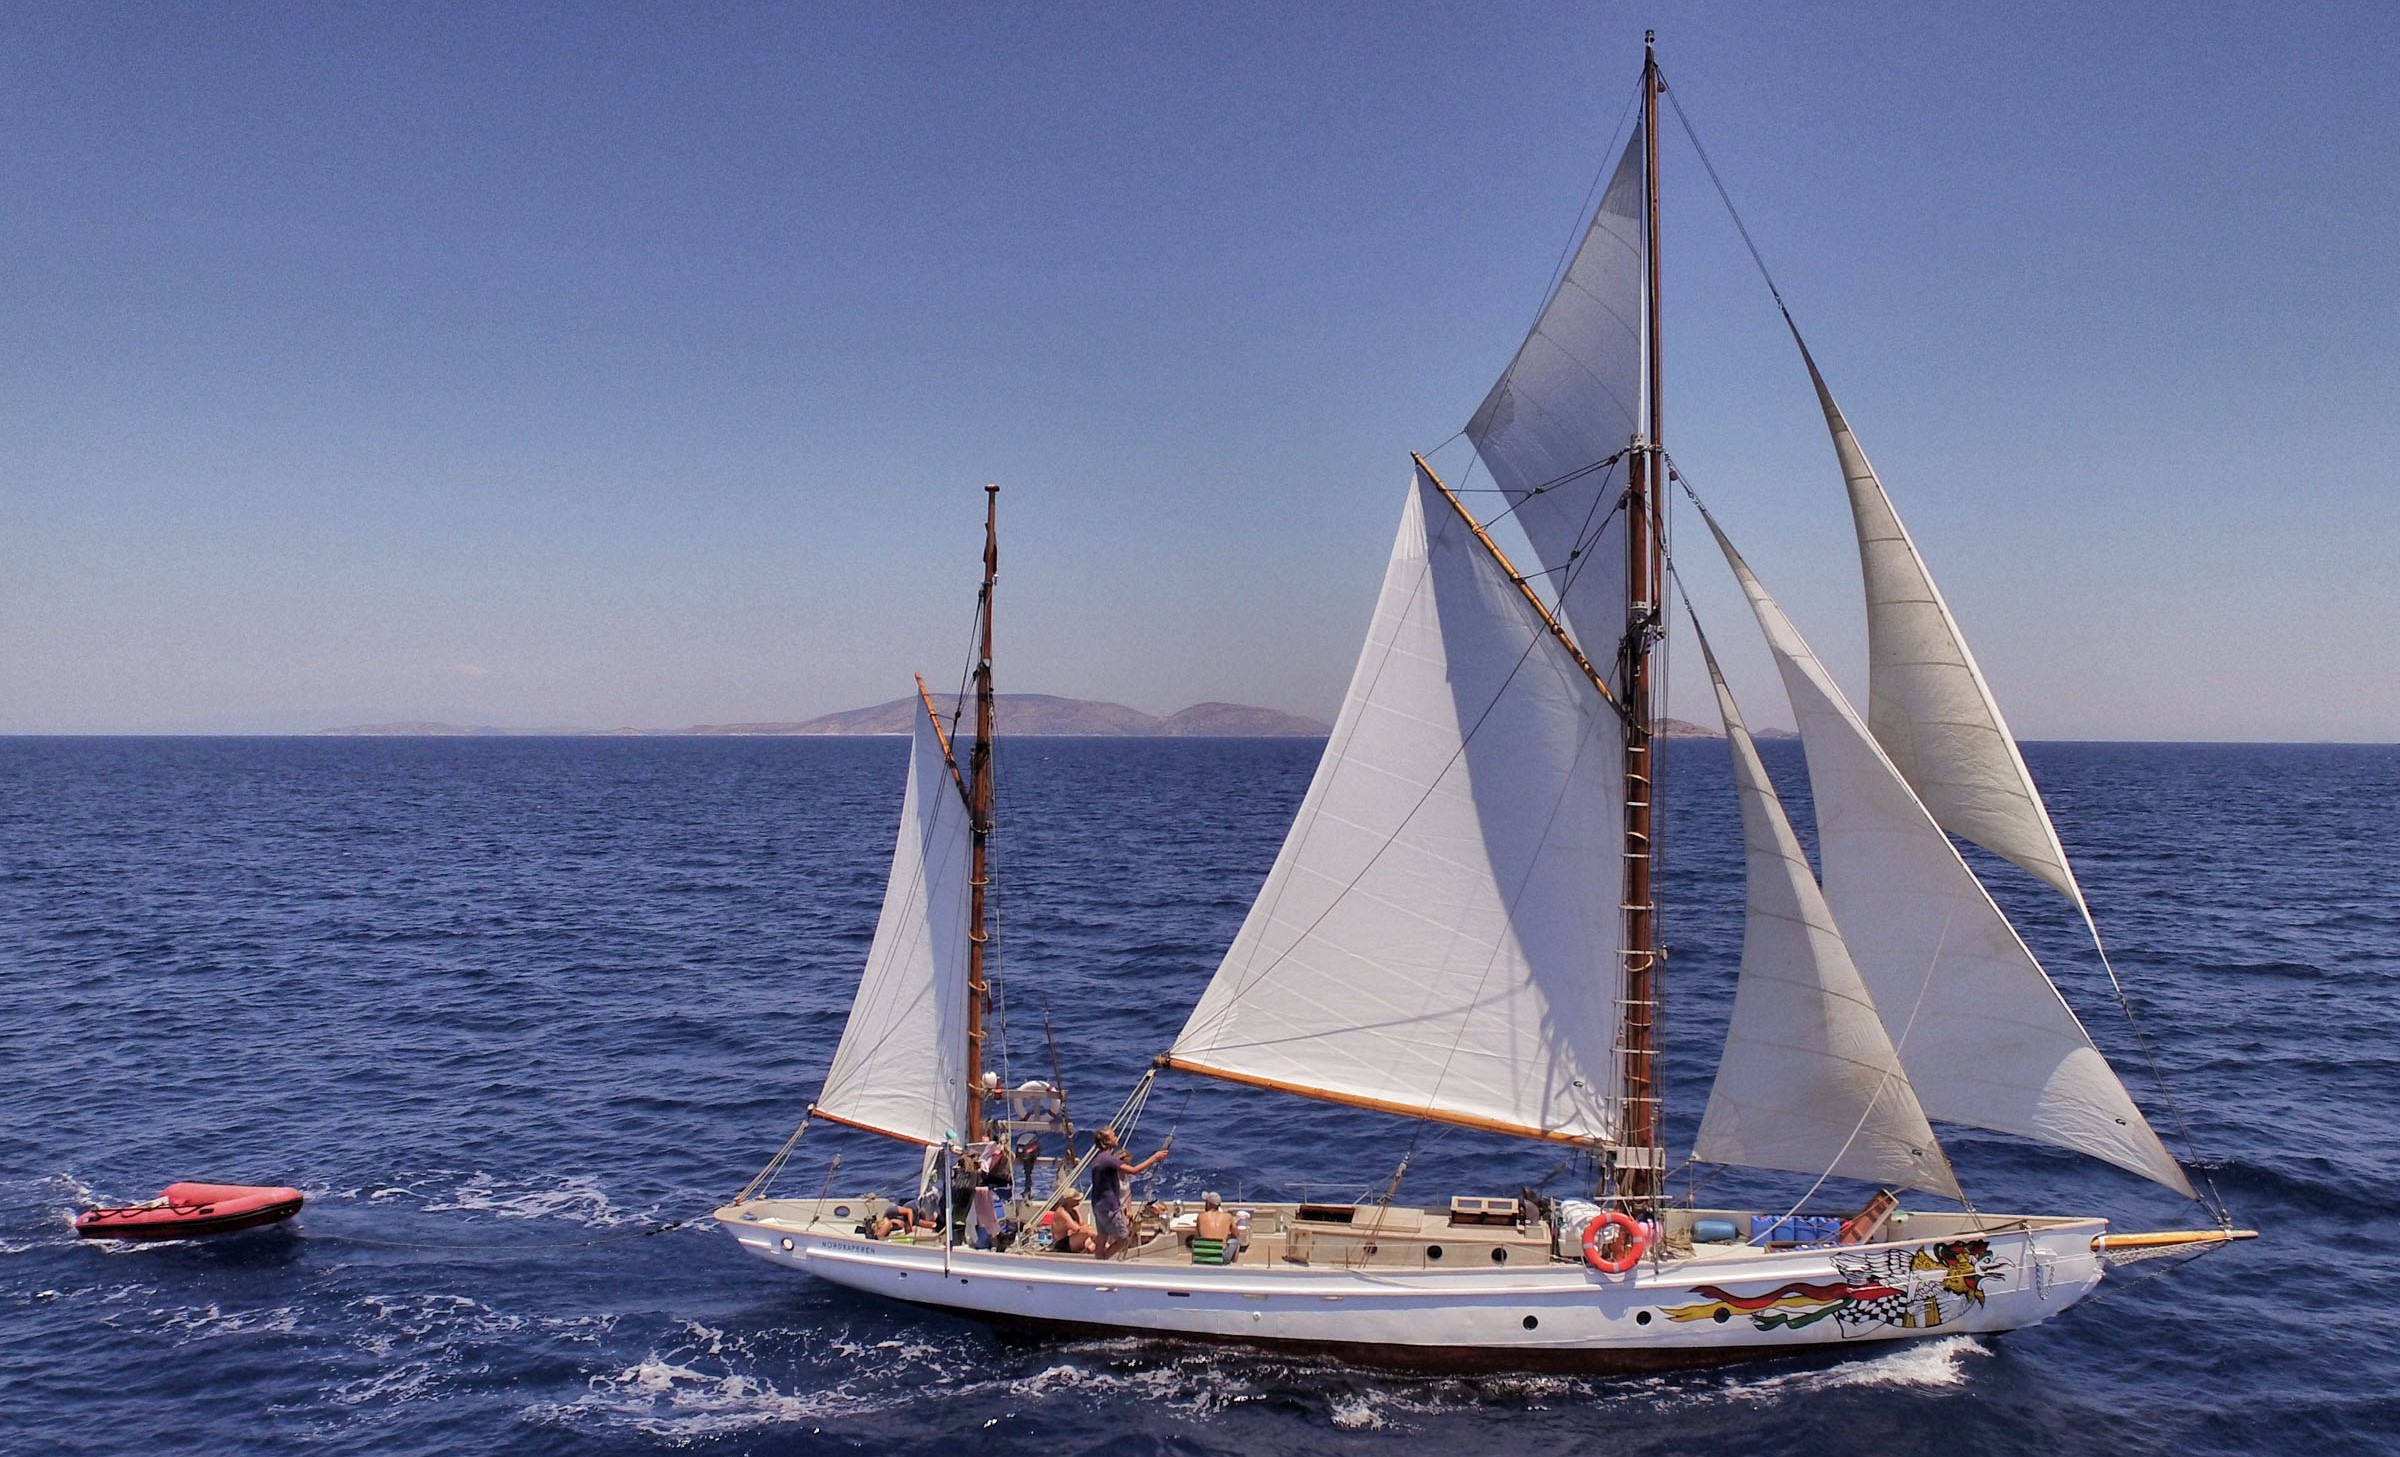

303,1214,710,1253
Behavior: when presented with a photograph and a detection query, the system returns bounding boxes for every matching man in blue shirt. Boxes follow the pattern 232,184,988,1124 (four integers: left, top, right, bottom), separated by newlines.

1087,1126,1171,1258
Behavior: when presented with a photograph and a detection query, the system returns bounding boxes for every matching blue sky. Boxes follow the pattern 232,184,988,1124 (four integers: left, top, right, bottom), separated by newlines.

4,2,2394,737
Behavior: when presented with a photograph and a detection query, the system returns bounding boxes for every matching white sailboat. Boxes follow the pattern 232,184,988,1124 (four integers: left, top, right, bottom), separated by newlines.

714,36,2250,1372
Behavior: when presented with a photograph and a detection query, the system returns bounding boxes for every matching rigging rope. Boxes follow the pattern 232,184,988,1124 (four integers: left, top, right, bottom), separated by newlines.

1660,75,1796,326
736,1117,812,1203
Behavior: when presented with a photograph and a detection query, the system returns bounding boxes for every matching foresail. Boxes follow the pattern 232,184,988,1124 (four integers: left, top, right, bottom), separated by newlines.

813,695,972,1147
1166,467,1626,1145
1465,122,1645,669
1705,514,2194,1197
1795,336,2082,905
1693,637,1959,1198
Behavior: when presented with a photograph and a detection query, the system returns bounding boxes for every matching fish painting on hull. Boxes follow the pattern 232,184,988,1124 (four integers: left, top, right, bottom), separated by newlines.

1662,1240,2008,1333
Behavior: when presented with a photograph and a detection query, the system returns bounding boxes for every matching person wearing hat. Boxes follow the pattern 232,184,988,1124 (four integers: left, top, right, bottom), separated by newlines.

1043,1189,1096,1254
1194,1190,1236,1245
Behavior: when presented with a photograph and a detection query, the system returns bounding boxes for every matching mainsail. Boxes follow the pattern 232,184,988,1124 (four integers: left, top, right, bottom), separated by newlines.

1165,466,1626,1144
812,693,973,1147
1465,122,1646,667
1705,513,2194,1196
1794,335,2083,906
1692,636,1959,1198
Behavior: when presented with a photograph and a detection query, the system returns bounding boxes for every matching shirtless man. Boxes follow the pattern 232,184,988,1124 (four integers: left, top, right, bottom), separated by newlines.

1194,1190,1237,1245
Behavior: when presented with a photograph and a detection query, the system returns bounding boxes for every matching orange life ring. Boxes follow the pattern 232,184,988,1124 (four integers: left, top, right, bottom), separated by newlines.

1581,1211,1650,1274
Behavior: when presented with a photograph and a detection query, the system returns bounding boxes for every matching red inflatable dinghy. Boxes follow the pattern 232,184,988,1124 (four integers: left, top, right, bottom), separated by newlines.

75,1182,304,1240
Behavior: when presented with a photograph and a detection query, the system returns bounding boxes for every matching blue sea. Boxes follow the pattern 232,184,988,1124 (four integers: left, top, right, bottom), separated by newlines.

2,735,2394,1454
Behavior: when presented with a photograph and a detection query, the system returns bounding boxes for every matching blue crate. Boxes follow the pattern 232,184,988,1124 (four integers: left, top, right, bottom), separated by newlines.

1749,1213,1841,1246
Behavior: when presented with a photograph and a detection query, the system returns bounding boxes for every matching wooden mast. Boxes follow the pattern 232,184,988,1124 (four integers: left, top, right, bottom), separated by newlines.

1616,32,1666,1209
965,483,999,1145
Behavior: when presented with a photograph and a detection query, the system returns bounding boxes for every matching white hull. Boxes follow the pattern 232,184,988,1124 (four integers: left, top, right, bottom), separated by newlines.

716,1199,2107,1373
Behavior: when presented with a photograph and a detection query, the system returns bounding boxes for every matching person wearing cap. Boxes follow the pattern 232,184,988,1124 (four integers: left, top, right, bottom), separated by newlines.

1194,1190,1236,1245
1043,1189,1096,1254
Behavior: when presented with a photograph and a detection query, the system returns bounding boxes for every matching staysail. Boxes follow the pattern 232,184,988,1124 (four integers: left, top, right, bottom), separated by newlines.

1705,513,2194,1195
1165,466,1626,1145
1691,635,1959,1198
1794,335,2082,905
812,692,974,1147
1465,122,1646,667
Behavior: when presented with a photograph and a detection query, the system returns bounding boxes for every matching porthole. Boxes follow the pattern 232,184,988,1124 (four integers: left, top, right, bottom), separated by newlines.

1522,1315,1539,1330
779,1237,795,1251
1712,1307,1730,1324
832,1205,852,1219
1426,1245,1444,1261
1491,1248,1509,1264
1636,1310,1653,1326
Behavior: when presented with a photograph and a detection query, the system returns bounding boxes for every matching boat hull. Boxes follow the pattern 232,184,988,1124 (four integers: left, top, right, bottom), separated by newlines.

715,1202,2106,1374
75,1183,305,1241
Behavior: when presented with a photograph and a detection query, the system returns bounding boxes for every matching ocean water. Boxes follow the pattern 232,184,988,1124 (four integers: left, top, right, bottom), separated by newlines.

1,735,2394,1455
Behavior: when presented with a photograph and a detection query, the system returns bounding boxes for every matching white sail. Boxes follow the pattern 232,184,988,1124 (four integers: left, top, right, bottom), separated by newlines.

1796,340,2081,904
1692,638,1960,1198
813,695,973,1147
1166,466,1626,1144
1465,122,1645,668
1705,514,2194,1196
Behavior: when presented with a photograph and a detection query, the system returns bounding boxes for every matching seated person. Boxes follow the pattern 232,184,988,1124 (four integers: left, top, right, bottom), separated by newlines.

1189,1190,1239,1264
867,1203,918,1241
1041,1190,1097,1254
1194,1191,1237,1245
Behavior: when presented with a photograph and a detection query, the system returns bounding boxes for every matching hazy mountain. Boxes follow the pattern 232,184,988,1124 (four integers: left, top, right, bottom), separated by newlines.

316,694,1331,738
764,693,1328,737
1657,716,1797,741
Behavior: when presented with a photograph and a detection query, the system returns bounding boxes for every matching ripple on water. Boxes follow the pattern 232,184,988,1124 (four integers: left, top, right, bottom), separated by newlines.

0,737,2394,1457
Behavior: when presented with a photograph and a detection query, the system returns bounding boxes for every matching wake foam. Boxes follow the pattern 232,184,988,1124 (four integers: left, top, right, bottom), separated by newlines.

1732,1335,1990,1397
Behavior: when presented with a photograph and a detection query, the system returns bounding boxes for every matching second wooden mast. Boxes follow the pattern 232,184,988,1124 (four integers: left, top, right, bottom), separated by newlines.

1616,33,1667,1209
965,483,999,1146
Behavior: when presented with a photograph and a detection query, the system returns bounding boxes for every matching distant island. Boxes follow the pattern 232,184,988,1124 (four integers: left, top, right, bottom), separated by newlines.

316,694,1331,739
1658,717,1798,741
317,701,1791,740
